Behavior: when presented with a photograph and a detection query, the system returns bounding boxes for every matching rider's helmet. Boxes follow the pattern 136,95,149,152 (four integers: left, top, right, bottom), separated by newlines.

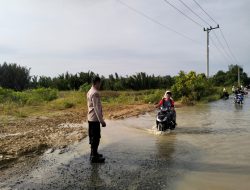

164,90,172,98
166,90,172,94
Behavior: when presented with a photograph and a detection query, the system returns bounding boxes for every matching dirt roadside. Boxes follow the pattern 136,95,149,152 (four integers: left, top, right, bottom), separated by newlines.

0,103,158,170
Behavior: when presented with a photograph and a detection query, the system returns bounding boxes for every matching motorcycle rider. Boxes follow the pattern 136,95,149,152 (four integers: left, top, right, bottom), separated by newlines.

236,87,245,95
234,86,244,104
223,88,229,99
232,86,235,93
156,90,176,125
234,87,240,95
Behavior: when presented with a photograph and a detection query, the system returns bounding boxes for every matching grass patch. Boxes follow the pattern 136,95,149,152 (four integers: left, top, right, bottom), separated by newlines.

0,87,58,105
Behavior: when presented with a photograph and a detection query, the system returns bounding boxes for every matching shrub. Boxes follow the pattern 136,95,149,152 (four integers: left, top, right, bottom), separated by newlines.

79,83,91,92
0,87,58,105
28,88,58,101
171,71,214,103
143,89,165,104
180,96,194,105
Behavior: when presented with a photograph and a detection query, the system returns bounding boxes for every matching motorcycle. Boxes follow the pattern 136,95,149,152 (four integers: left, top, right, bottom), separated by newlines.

156,107,176,131
234,93,244,104
222,92,229,100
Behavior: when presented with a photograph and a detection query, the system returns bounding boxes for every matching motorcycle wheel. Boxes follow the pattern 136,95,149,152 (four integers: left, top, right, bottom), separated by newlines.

170,121,175,130
158,123,164,131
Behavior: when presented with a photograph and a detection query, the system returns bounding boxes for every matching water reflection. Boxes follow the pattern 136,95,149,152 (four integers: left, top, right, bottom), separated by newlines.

234,103,243,110
89,164,105,188
155,134,177,161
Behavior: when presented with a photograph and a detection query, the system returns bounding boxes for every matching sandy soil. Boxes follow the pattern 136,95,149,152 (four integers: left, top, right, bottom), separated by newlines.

0,103,157,170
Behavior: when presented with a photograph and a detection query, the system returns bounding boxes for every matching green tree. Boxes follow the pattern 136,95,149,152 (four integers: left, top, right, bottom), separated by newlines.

171,71,213,103
212,70,227,86
0,62,30,91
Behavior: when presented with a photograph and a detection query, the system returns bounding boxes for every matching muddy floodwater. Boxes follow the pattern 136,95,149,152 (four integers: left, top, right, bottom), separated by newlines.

1,95,250,190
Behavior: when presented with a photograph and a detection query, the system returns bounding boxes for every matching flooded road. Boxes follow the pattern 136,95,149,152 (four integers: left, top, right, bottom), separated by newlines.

1,95,250,190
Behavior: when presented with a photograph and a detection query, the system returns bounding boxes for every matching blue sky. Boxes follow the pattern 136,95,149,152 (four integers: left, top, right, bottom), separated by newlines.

0,0,249,77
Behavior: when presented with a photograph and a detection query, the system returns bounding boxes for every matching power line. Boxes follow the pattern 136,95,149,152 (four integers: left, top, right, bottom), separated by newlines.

162,0,203,28
212,31,236,63
219,28,239,64
192,0,218,24
210,35,233,64
179,0,233,63
176,0,234,63
178,0,211,27
162,0,240,75
161,0,227,76
116,0,202,44
192,0,241,66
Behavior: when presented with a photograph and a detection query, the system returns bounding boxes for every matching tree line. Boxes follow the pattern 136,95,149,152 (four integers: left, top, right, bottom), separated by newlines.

0,62,174,91
0,62,249,91
212,65,250,86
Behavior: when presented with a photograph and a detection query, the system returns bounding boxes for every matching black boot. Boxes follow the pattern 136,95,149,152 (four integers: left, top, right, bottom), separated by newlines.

90,156,105,163
90,151,105,163
90,141,105,163
95,139,104,158
90,150,103,158
97,153,103,157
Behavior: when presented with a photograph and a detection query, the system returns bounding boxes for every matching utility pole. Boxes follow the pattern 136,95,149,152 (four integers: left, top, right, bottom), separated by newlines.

238,65,240,87
204,25,219,78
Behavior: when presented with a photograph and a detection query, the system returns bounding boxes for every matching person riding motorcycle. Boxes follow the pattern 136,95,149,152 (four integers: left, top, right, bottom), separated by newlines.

222,88,229,99
232,86,235,93
156,91,176,125
235,87,244,95
234,87,240,95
